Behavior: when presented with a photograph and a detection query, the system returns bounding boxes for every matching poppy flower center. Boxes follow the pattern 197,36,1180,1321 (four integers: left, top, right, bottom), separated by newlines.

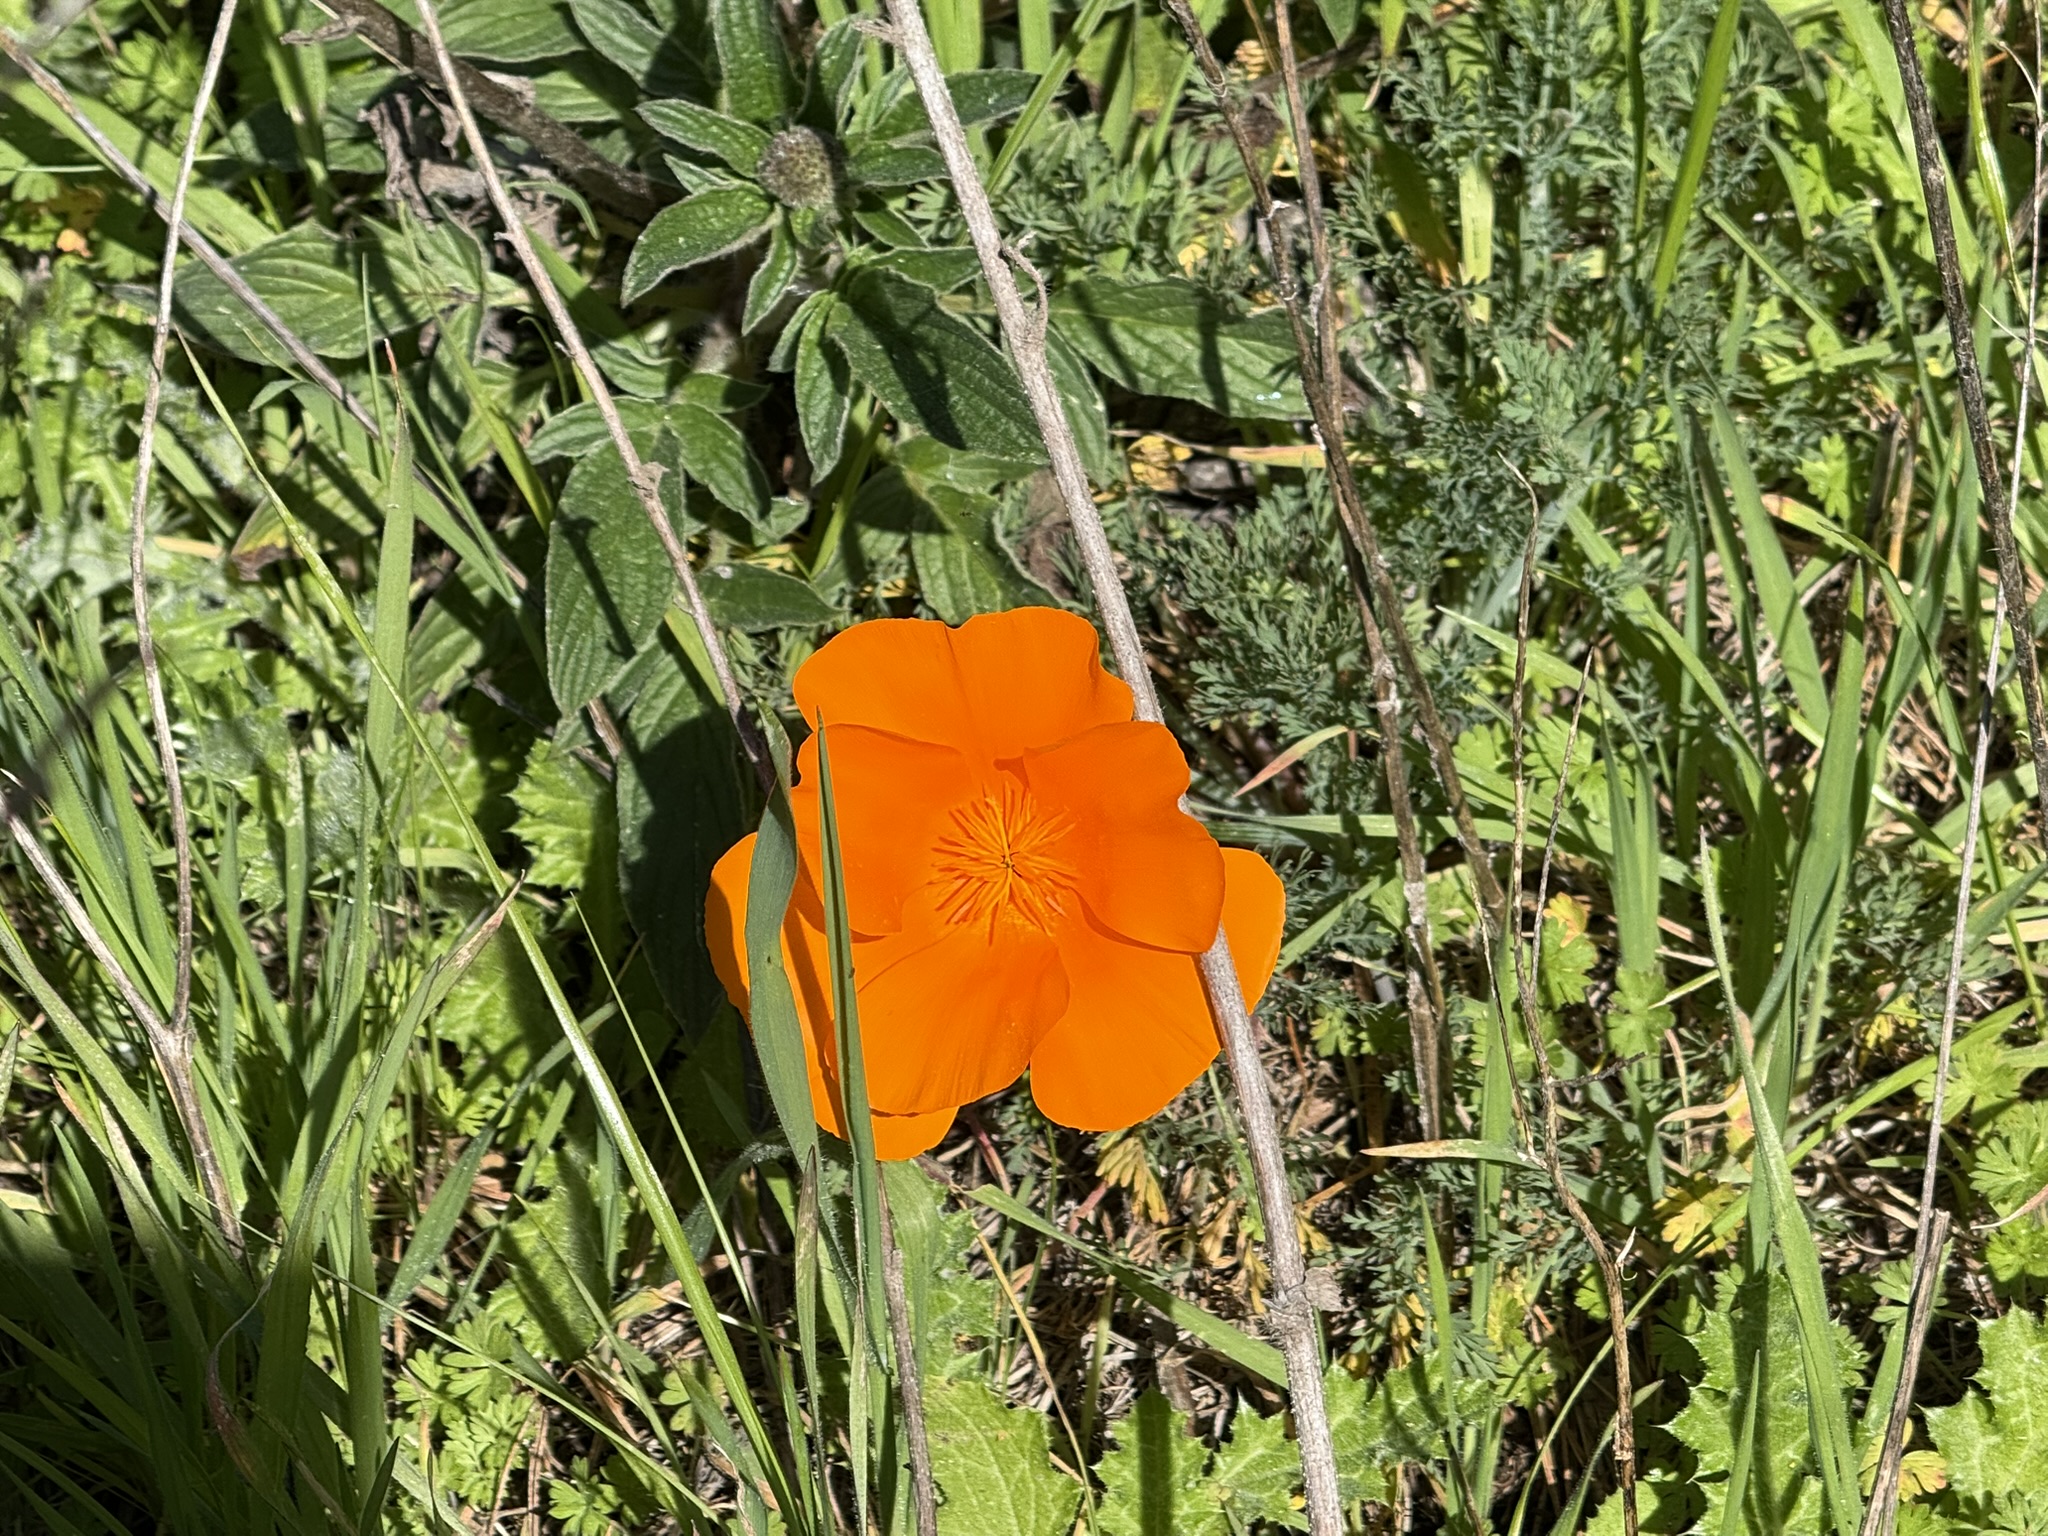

930,783,1076,935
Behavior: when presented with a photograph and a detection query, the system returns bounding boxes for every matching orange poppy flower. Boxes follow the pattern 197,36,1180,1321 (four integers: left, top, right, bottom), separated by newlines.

703,607,1285,1159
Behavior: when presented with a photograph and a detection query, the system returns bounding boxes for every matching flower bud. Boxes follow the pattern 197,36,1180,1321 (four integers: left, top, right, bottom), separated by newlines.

755,127,840,211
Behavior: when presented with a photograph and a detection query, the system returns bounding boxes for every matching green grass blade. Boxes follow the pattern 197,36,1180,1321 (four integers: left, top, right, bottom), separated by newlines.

1704,843,1864,1536
989,0,1118,186
1649,0,1742,307
1707,398,1829,728
746,783,821,1168
813,722,887,1527
970,1184,1288,1383
182,348,810,1531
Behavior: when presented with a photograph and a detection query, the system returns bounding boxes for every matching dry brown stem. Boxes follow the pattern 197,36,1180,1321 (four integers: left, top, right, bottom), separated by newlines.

113,0,244,1259
1507,516,1637,1535
1160,0,1507,941
879,1182,939,1536
304,0,662,221
1879,0,2048,850
1157,0,1447,1138
878,1,1343,1526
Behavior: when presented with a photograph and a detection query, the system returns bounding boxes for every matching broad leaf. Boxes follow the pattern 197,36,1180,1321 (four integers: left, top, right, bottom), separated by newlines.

795,310,853,477
847,143,947,187
925,1378,1079,1536
1095,1392,1226,1536
699,562,836,630
668,402,772,533
864,68,1038,140
570,0,706,90
743,217,798,332
1045,323,1118,486
408,0,582,63
623,188,776,301
1928,1308,2048,1500
639,98,770,174
828,266,1044,461
1208,1411,1306,1531
1591,1271,1865,1535
614,631,752,1032
176,222,507,363
544,437,683,713
854,440,1044,623
710,0,796,123
869,246,982,293
1051,277,1306,419
510,741,615,891
528,399,665,462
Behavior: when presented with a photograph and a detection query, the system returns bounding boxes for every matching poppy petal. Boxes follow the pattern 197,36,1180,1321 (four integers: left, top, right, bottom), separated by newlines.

809,1067,959,1159
792,608,1133,763
851,886,1071,1115
705,836,951,1159
1028,849,1286,1131
790,724,978,935
1023,721,1225,953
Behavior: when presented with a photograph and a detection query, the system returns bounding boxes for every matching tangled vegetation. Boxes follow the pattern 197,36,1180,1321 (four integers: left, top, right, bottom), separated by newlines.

3,0,2048,1528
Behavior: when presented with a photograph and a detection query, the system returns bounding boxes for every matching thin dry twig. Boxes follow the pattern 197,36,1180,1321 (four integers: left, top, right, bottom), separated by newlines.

117,0,243,1258
1861,1208,1952,1535
302,0,663,221
1880,0,2048,851
1161,0,1508,939
1157,0,1447,1138
877,2,1343,1527
1860,478,2015,1536
1506,510,1636,1535
411,0,772,790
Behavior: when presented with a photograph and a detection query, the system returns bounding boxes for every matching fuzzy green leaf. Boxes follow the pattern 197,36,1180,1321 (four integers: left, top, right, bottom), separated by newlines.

847,143,947,187
668,401,772,533
613,632,752,1030
698,562,836,630
413,0,582,63
743,216,798,332
795,309,853,477
176,222,505,363
1928,1309,2048,1500
543,437,684,714
865,68,1039,140
1095,1392,1226,1536
1051,277,1306,420
926,1379,1080,1536
639,99,771,174
710,0,796,123
828,266,1044,461
622,188,776,302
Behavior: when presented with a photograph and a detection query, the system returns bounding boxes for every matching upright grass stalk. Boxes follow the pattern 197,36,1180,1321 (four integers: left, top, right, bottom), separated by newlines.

119,0,243,1259
1649,0,1742,308
180,350,809,1530
878,1,1344,1526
